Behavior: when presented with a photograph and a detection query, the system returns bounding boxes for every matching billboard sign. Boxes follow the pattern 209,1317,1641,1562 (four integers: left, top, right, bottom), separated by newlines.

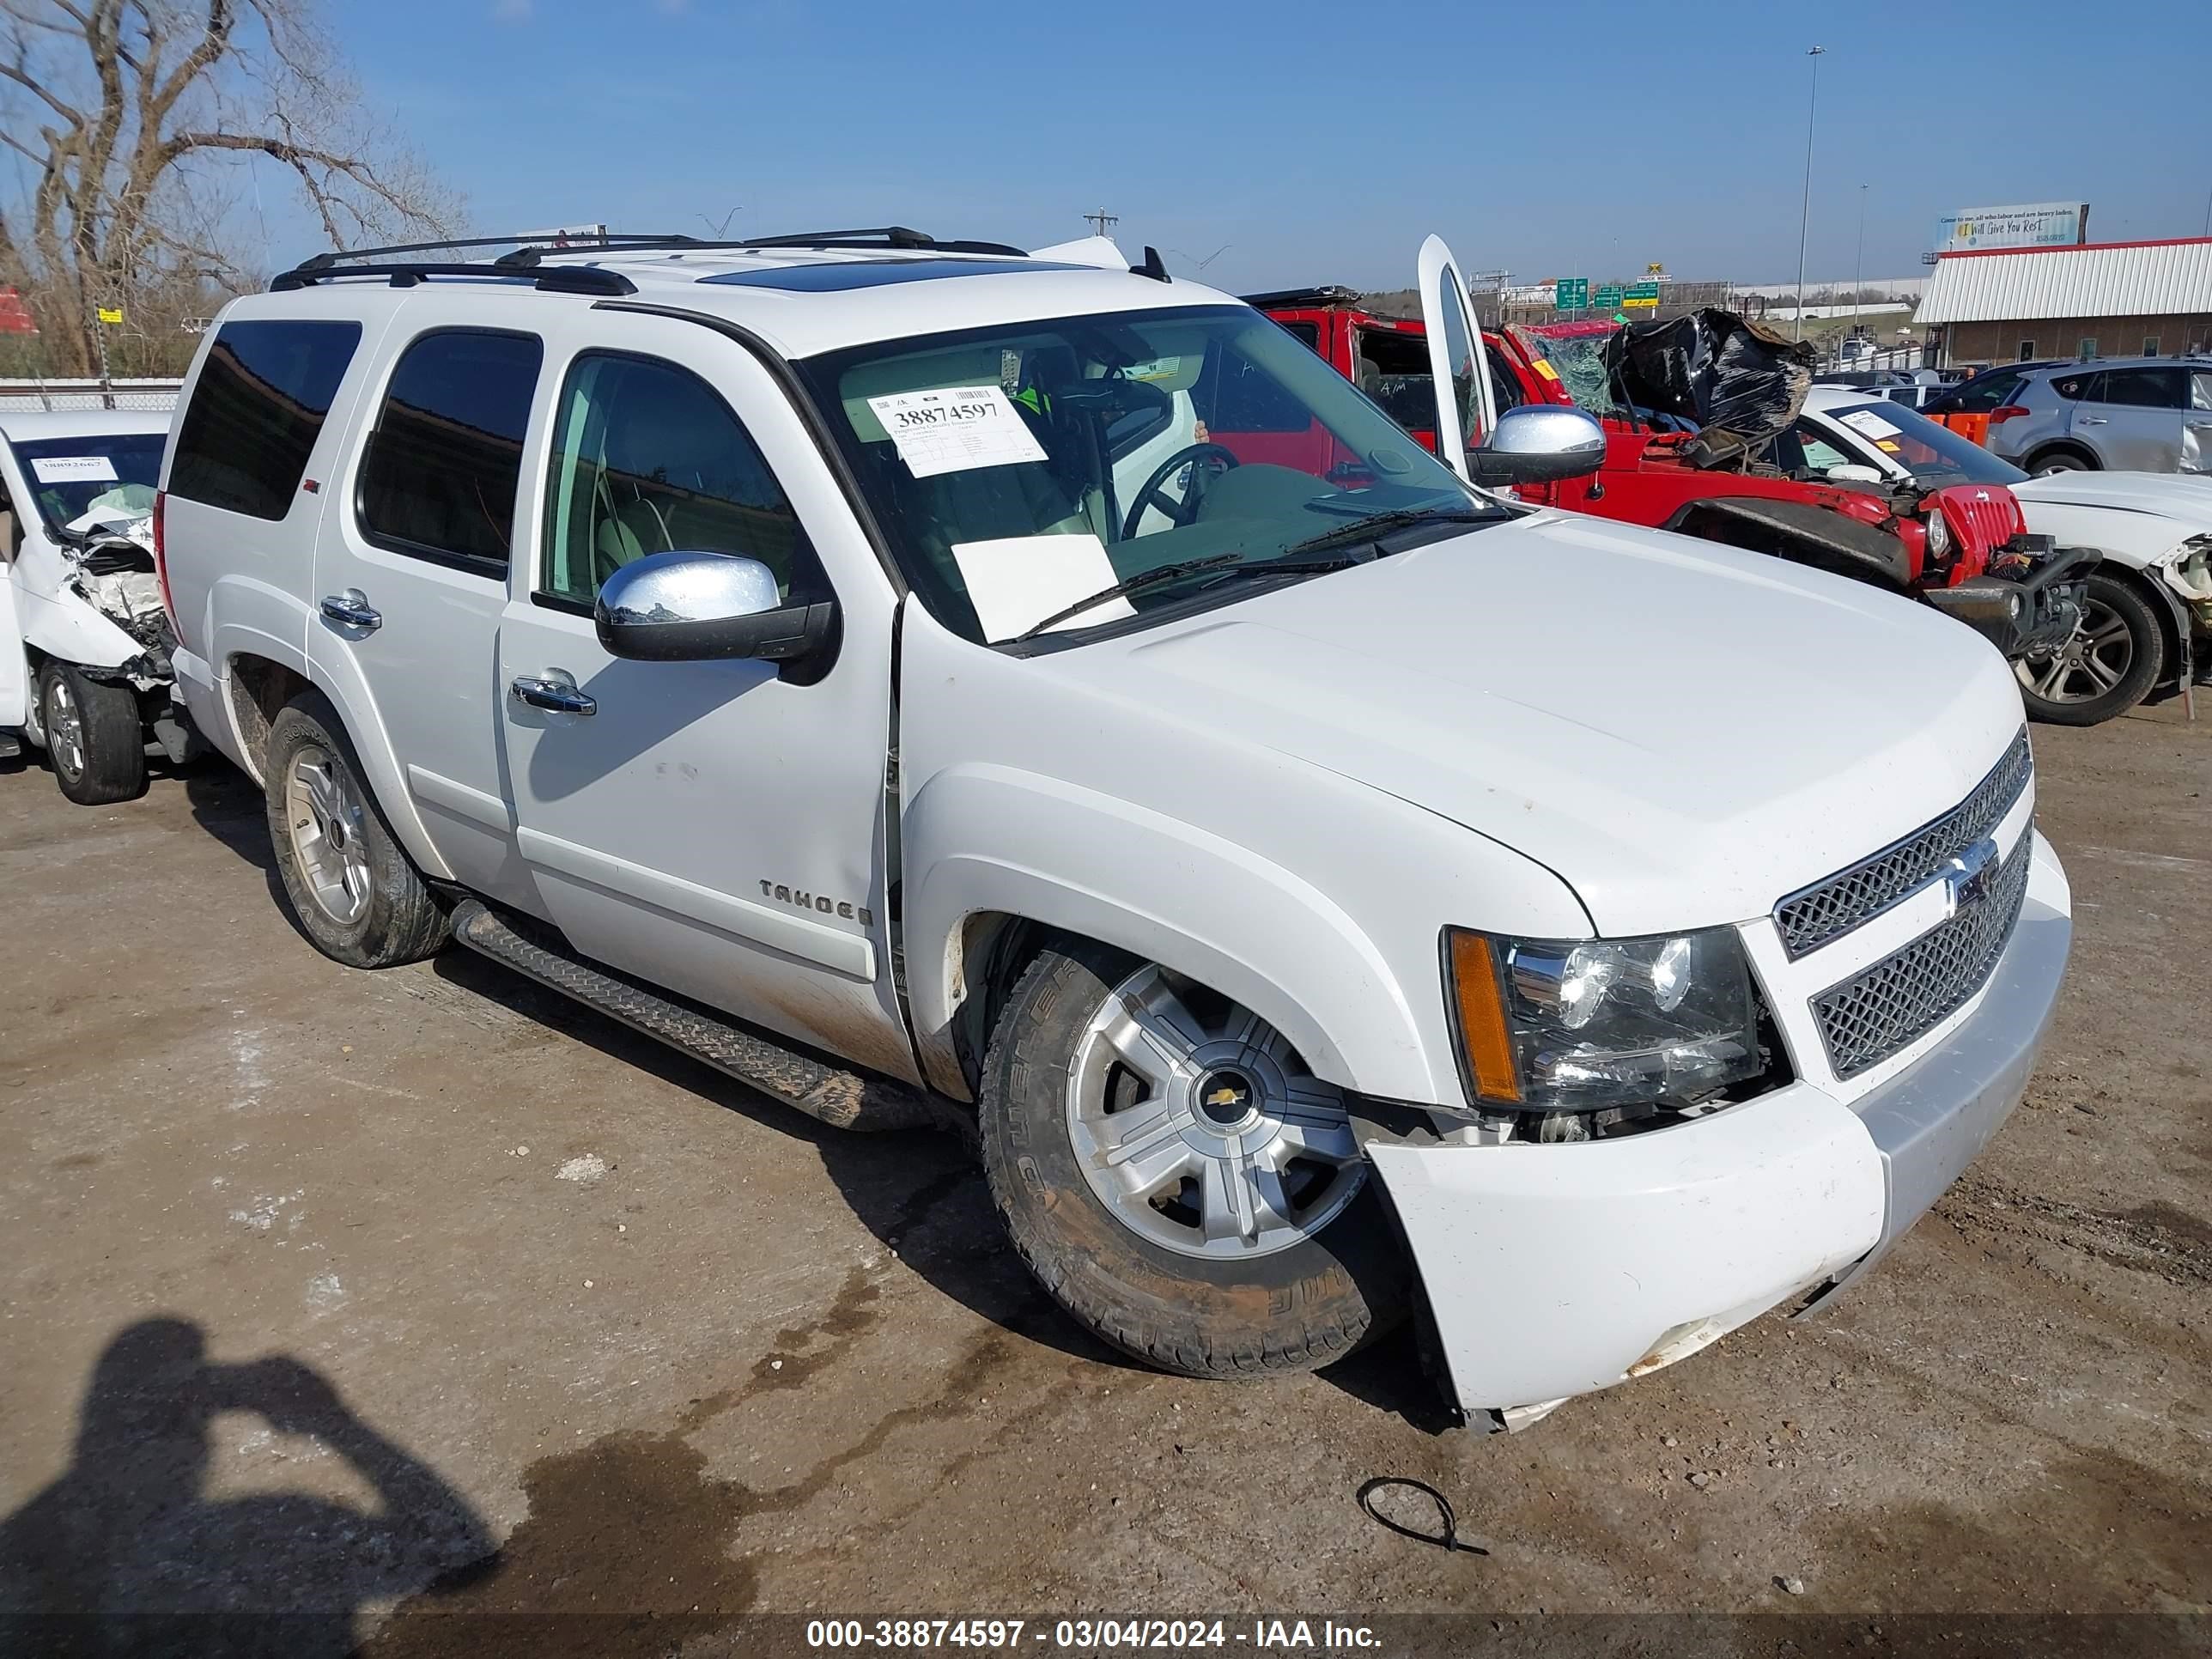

1930,203,2088,257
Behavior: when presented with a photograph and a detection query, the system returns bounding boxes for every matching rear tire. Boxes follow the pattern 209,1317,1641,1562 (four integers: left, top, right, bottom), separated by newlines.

40,660,147,805
2027,445,2096,475
264,694,449,968
977,938,1407,1378
2015,573,2164,726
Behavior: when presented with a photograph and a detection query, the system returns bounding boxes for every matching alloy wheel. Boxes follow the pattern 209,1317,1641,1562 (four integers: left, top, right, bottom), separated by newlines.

283,743,374,924
2016,597,2132,704
1064,963,1365,1260
44,676,83,781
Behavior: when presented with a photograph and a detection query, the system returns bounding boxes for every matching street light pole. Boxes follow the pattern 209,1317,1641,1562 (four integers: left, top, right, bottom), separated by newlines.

1795,45,1826,343
1853,182,1867,335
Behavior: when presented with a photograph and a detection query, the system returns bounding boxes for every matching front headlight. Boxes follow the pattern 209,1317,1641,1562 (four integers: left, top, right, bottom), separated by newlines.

1443,927,1765,1113
1924,509,1953,559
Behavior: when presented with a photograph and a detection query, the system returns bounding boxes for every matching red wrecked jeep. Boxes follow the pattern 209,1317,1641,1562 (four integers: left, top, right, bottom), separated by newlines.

1242,278,2091,661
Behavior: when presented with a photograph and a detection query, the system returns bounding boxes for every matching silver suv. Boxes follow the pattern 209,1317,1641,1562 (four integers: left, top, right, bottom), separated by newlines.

1957,356,2212,476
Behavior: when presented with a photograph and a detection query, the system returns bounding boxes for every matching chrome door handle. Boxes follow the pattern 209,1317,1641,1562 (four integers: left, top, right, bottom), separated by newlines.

509,673,596,716
319,589,381,630
2077,416,2108,425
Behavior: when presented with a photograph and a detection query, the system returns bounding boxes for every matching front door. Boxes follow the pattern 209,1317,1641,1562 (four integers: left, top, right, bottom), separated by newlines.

0,554,22,729
2075,364,2185,470
2186,368,2212,475
1414,235,1497,480
495,312,913,1081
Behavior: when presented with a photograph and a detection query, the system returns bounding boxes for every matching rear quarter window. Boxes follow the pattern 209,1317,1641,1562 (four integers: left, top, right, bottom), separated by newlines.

168,319,362,520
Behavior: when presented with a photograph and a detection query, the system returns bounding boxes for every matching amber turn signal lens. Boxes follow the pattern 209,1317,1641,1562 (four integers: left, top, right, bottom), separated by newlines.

1446,928,1521,1103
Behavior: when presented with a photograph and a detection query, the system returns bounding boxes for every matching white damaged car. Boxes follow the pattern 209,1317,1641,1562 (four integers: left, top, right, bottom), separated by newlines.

159,230,2071,1430
1,410,199,802
1800,387,2212,726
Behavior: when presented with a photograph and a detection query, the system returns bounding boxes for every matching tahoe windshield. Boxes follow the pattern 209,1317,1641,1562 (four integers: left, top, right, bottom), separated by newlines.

9,431,167,535
1832,402,2028,487
802,305,1494,647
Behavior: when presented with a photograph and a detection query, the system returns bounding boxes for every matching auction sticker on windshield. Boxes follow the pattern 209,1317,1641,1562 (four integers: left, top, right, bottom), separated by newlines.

868,386,1048,479
30,454,119,484
1838,409,1903,440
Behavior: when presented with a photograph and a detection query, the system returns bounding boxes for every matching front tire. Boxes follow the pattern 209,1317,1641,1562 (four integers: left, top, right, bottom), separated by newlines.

2015,573,2163,726
40,660,147,805
264,695,449,968
977,939,1407,1377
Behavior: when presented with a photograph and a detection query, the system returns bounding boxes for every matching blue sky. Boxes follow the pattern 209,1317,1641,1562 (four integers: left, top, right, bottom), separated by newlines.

300,0,2209,295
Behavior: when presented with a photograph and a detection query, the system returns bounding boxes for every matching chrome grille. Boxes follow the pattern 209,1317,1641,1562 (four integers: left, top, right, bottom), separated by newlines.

1773,729,2031,958
1810,836,2032,1079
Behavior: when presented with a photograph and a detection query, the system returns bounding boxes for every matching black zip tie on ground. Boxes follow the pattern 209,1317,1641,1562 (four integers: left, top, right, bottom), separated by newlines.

1356,1477,1487,1554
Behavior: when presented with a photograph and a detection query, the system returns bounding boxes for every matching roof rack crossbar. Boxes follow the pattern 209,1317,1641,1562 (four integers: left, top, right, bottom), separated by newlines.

268,262,637,297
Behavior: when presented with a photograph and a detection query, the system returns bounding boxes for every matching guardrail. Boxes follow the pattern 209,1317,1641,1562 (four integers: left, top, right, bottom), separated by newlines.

0,377,181,414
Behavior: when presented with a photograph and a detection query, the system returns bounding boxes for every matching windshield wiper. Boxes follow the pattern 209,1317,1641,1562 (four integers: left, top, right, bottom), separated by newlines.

1280,503,1498,561
1009,553,1364,644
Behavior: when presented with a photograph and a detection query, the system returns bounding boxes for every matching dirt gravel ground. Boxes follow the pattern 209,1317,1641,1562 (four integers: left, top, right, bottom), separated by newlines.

0,706,2206,1657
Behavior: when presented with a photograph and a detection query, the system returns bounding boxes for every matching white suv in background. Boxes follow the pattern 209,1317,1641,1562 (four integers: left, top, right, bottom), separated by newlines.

155,228,2069,1430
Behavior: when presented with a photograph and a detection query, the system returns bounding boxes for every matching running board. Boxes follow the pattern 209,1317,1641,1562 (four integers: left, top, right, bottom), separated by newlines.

448,899,939,1133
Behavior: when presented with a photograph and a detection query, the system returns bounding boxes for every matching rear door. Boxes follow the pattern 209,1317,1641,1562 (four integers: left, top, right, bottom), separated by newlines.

307,302,546,908
2074,365,2185,470
1413,236,1496,481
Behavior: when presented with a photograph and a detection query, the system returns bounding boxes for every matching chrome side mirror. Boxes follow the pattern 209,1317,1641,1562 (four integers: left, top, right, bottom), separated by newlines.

1467,404,1608,487
595,550,837,665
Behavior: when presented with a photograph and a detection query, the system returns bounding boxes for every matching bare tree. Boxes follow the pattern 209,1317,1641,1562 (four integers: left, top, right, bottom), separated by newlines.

0,0,458,374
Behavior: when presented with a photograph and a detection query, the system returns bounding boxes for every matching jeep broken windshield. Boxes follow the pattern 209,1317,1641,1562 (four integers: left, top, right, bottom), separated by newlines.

802,305,1498,646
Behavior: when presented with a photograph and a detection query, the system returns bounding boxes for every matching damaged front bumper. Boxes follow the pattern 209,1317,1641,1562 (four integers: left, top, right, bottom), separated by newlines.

1922,539,2095,660
1364,836,2070,1428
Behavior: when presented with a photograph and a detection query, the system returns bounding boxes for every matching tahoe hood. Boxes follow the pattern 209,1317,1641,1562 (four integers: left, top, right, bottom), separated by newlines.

1072,511,2027,937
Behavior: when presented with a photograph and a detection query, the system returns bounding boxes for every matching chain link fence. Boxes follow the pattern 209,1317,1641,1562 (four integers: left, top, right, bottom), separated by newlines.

0,378,180,413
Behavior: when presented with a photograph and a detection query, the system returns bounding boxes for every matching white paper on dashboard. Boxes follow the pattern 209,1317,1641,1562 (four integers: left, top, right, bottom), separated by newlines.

866,385,1048,478
31,454,118,483
948,532,1135,641
1838,409,1902,440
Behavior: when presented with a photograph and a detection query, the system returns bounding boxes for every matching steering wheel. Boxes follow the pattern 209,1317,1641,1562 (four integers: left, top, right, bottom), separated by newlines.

1121,443,1239,541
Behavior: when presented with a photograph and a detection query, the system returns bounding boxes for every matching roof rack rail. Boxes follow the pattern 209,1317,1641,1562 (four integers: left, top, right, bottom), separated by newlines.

281,226,1030,274
269,261,637,297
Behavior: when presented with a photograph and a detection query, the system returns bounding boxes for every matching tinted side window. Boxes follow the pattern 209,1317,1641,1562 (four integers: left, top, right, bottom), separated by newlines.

1948,372,2021,412
540,352,811,606
2097,366,2185,409
2049,371,2097,402
359,330,543,571
170,319,362,520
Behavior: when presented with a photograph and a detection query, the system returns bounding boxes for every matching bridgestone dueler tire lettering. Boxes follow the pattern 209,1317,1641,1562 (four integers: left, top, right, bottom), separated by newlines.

976,938,1408,1378
264,693,449,969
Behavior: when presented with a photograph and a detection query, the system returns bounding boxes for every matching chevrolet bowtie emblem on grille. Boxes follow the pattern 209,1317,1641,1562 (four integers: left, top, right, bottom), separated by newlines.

1940,837,2000,918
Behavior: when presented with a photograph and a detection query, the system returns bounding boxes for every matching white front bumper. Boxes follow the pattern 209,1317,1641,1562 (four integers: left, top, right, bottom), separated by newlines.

1367,839,2071,1420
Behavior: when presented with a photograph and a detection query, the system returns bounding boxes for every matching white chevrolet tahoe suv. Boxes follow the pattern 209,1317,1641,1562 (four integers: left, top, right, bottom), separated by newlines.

156,228,2070,1429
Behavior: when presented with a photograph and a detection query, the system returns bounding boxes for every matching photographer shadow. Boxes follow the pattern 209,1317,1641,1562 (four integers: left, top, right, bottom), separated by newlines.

0,1317,494,1658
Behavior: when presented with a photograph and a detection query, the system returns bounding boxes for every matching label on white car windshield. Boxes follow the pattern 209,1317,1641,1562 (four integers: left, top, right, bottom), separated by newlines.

30,454,119,483
1838,409,1903,440
948,532,1135,642
867,386,1047,478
